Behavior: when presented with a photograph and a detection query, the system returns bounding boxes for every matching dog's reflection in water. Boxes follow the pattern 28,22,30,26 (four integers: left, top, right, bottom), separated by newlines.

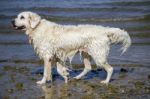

41,85,54,99
40,83,70,99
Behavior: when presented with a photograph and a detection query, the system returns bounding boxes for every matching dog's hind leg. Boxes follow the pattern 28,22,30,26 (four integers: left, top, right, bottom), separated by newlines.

74,51,92,79
100,62,113,84
95,51,113,84
94,59,113,84
89,42,113,84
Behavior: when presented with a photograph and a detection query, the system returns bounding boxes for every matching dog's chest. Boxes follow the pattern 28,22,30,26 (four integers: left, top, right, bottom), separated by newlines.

29,33,55,59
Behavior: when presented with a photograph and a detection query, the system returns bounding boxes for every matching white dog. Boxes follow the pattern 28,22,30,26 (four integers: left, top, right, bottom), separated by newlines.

12,11,131,84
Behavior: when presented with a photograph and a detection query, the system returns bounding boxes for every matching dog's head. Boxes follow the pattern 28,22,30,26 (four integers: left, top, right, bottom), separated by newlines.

11,11,41,30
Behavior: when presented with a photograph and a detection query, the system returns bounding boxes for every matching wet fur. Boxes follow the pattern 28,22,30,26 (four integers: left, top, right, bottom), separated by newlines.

12,11,131,84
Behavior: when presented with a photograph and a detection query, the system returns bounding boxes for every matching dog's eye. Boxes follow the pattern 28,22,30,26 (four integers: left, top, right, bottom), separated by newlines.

20,16,24,19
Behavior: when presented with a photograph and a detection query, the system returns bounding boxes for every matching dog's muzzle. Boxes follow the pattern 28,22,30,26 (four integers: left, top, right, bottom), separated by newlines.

11,20,25,30
11,20,16,27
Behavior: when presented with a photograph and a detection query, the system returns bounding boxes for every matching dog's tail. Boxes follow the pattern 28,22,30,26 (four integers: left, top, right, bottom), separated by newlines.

106,28,131,54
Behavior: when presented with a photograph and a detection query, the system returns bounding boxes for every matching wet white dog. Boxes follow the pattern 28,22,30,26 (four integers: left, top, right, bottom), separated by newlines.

12,11,131,84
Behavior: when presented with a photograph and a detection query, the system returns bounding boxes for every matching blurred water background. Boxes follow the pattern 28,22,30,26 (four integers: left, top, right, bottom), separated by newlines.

0,0,150,66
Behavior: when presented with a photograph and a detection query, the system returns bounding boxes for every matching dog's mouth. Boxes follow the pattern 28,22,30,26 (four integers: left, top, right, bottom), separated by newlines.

14,25,26,30
11,21,26,30
12,24,26,30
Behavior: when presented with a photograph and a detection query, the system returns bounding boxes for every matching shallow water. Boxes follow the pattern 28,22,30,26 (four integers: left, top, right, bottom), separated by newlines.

0,0,150,99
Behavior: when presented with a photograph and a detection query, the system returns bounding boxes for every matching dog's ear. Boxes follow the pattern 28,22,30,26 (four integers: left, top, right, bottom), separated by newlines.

29,12,41,29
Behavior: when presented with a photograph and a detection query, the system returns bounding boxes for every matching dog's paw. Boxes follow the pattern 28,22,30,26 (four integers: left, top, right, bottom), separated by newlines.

36,80,46,85
73,76,81,80
62,67,71,76
100,80,109,84
73,74,83,79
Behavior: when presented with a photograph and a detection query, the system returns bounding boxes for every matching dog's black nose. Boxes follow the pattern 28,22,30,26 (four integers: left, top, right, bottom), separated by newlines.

11,20,15,25
11,20,16,27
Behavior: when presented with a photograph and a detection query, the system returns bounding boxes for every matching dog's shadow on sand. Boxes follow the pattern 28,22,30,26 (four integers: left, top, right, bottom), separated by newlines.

31,67,109,81
31,67,134,83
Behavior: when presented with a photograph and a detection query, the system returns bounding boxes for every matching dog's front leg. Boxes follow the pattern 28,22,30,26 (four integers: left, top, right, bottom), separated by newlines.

57,62,70,83
37,58,52,85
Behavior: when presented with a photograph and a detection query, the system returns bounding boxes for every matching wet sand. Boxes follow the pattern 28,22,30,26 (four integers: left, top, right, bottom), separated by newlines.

0,62,150,99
